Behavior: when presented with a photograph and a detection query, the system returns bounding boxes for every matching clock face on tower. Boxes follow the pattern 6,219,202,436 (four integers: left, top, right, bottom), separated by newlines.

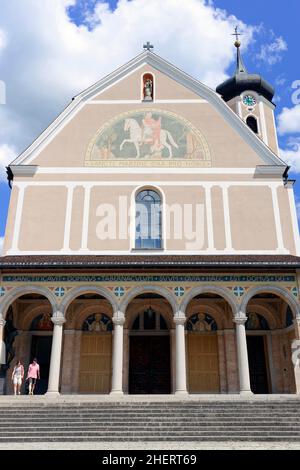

243,94,257,107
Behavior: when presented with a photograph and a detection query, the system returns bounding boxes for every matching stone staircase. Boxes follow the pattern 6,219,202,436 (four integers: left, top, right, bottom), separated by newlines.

1,400,300,442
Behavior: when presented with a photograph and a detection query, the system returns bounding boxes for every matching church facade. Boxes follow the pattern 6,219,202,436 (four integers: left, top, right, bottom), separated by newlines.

1,43,300,396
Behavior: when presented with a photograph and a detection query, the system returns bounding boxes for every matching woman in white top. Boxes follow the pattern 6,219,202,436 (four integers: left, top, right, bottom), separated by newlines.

11,360,24,395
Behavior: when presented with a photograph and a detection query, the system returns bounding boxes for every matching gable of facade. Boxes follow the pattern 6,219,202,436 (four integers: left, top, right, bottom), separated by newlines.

3,52,299,256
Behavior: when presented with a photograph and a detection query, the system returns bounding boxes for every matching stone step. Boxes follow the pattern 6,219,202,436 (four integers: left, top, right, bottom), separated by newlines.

2,403,300,409
0,436,297,442
0,413,300,420
0,429,300,441
0,426,300,440
1,400,300,442
2,418,300,425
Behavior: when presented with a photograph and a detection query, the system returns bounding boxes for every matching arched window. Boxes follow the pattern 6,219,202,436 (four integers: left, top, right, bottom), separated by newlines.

135,189,162,249
246,116,258,134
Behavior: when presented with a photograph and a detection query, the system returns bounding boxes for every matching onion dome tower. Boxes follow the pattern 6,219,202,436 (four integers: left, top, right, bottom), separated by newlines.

216,27,277,152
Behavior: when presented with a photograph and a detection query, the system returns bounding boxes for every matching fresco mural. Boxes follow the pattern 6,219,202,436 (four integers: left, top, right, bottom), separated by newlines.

85,109,211,167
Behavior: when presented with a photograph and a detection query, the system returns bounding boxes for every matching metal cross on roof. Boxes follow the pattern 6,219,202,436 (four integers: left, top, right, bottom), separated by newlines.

232,26,243,42
143,41,154,51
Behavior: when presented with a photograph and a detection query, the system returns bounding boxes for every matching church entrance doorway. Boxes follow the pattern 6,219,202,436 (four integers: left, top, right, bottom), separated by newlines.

129,308,171,394
245,312,270,394
186,313,220,393
247,335,269,394
78,313,113,394
30,336,52,395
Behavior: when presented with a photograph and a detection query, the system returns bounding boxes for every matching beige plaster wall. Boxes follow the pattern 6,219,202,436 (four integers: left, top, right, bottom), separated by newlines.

211,185,226,250
277,186,296,254
18,186,67,251
161,185,207,251
88,185,131,251
229,186,277,251
4,180,297,254
264,105,278,154
3,64,296,255
69,186,85,251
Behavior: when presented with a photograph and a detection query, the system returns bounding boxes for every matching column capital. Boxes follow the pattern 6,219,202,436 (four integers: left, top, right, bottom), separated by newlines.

0,314,6,328
233,312,247,325
51,312,66,326
112,312,125,326
173,315,186,326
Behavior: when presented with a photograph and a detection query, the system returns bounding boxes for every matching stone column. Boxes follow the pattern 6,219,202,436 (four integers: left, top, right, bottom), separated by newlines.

174,315,188,395
0,314,6,395
234,314,252,395
0,314,6,366
46,312,66,396
110,312,125,395
123,328,129,394
292,318,300,394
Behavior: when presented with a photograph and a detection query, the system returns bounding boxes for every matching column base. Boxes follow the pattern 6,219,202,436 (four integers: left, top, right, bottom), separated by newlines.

45,391,60,397
175,390,189,397
110,390,124,397
239,390,254,396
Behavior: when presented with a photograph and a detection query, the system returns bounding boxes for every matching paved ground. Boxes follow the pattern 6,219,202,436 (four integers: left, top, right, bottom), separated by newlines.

1,393,300,404
0,441,299,450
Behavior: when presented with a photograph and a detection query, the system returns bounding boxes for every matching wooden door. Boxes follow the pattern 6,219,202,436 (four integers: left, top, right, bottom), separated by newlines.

79,333,112,393
187,334,220,393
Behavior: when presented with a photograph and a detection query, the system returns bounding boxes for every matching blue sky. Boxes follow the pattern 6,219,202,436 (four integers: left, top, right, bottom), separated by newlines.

0,0,299,248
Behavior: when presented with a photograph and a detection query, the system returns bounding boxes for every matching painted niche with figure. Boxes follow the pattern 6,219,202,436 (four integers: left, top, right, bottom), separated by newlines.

85,109,211,167
30,313,53,331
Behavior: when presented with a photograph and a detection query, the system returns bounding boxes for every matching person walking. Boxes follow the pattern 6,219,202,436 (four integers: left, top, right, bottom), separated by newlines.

26,358,40,395
11,360,24,395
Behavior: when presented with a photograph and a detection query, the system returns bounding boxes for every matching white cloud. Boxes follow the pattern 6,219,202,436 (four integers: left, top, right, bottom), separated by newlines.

0,144,17,181
0,236,4,255
0,0,254,156
0,30,7,51
280,140,300,173
277,105,300,135
275,76,286,86
256,36,287,66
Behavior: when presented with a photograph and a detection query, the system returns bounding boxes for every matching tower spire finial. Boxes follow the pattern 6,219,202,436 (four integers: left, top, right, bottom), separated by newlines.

232,25,242,48
231,26,247,74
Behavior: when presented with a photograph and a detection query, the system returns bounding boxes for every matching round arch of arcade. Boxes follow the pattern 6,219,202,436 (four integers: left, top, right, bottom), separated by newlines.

1,282,299,396
179,285,239,317
119,285,178,317
60,285,119,317
0,285,58,319
240,285,300,320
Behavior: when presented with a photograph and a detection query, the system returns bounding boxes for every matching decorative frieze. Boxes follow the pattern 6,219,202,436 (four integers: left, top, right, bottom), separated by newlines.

2,273,296,283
